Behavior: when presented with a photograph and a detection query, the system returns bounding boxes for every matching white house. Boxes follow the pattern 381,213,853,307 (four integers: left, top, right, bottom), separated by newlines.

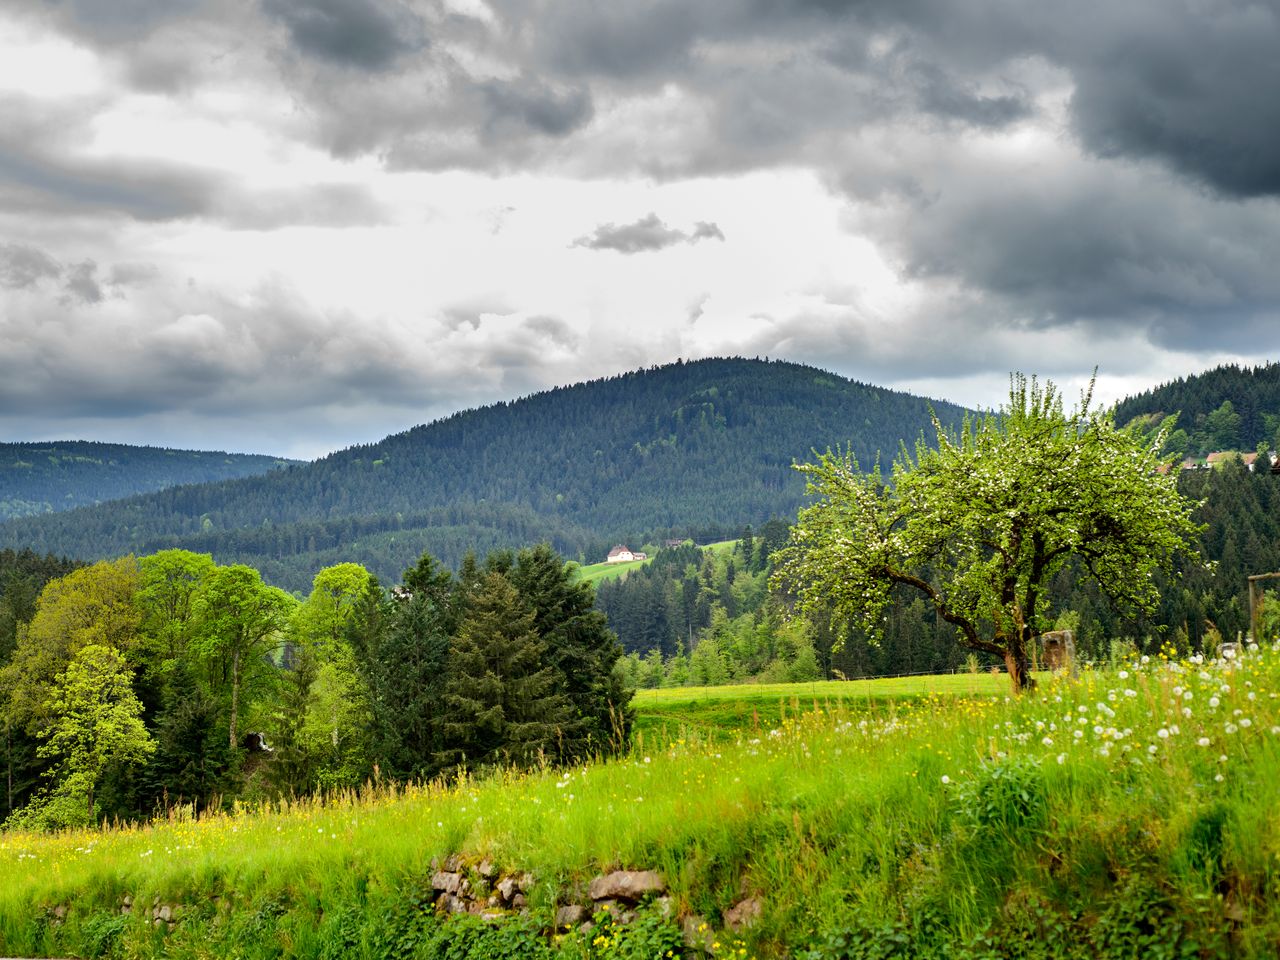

606,544,647,563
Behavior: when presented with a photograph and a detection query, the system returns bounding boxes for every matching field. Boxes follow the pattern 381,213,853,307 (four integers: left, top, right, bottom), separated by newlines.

5,654,1280,958
631,672,1017,742
572,540,736,585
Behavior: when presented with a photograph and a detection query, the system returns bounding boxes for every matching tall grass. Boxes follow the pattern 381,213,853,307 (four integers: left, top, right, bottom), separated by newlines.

5,649,1280,957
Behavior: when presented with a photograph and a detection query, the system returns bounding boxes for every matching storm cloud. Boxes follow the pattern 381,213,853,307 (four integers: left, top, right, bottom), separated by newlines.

2,0,1279,455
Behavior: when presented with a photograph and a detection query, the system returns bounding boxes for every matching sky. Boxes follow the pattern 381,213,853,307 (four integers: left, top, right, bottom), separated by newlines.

1,0,1278,460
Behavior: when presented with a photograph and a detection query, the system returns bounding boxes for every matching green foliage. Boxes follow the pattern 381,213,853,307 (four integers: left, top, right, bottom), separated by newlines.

439,572,575,769
14,644,153,828
774,375,1202,691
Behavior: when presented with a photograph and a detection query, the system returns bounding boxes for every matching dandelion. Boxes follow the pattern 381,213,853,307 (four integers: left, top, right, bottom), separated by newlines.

1215,774,1225,782
1241,718,1252,728
941,775,950,785
1157,728,1169,739
1198,737,1211,747
1209,696,1221,708
1042,737,1054,746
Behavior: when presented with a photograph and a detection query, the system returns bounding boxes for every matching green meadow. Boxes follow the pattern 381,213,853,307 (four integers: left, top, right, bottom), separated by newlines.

5,652,1280,958
572,541,737,585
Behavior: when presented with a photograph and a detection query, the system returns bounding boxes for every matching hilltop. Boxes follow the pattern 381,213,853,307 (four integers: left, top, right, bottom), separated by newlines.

0,441,293,521
0,358,965,590
1115,361,1280,456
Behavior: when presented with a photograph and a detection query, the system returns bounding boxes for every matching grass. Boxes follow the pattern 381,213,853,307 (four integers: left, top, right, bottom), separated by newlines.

631,672,1018,742
572,540,737,585
6,652,1280,957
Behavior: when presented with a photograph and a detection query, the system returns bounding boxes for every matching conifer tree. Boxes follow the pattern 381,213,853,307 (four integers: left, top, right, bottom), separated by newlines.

438,572,573,769
509,544,633,757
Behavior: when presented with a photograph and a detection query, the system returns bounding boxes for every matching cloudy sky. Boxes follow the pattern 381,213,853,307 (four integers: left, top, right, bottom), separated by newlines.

2,0,1278,458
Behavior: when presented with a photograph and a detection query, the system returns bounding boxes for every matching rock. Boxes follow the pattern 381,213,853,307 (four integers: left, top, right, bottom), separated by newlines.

52,904,68,920
478,858,498,879
497,877,519,902
444,854,464,872
511,893,528,910
724,897,763,931
516,872,536,893
440,895,469,915
555,904,589,929
589,870,666,903
432,871,463,896
156,904,173,923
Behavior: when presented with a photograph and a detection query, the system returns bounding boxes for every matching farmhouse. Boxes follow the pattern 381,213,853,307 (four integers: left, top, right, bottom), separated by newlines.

606,544,647,563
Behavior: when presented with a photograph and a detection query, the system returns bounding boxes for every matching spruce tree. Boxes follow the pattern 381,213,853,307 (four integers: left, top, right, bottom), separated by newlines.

438,572,573,770
509,544,634,758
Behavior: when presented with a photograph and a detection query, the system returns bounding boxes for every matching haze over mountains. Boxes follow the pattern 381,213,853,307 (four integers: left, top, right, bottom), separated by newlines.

0,358,965,589
0,442,293,521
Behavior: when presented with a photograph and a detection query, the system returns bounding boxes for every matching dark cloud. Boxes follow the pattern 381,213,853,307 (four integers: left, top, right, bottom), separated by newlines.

261,0,427,71
1067,4,1280,197
479,77,594,139
573,213,726,253
0,243,61,289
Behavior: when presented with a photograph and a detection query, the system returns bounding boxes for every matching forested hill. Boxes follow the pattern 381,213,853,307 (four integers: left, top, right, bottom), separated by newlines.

0,441,294,521
1115,362,1280,456
0,358,966,590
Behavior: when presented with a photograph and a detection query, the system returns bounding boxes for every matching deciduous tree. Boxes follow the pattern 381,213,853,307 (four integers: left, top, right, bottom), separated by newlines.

773,375,1202,692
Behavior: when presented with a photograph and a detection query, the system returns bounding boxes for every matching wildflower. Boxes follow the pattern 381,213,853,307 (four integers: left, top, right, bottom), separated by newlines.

1198,738,1211,747
941,775,950,785
1057,754,1066,764
1241,718,1252,728
1209,697,1220,708
1041,737,1054,746
1157,728,1169,739
1225,723,1238,735
1215,774,1225,782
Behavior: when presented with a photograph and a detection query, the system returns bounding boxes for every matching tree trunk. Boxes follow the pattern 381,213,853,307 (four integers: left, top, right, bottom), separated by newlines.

229,647,241,750
1004,640,1036,694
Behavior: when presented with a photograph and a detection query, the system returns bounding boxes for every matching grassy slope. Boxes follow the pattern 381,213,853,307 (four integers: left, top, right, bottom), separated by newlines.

573,540,736,585
5,656,1280,957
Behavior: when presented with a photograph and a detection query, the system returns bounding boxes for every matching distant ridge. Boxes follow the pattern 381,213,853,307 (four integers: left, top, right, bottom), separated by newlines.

1114,361,1280,454
0,440,295,521
0,358,967,589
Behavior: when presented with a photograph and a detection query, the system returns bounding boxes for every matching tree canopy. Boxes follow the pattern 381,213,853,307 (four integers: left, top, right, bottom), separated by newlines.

773,375,1203,691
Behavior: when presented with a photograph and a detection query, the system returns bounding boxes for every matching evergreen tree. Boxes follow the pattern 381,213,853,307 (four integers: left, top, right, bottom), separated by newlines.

438,572,573,770
509,544,633,757
372,593,451,779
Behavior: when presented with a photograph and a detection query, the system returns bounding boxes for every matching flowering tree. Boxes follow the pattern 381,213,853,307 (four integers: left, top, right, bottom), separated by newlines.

772,375,1202,692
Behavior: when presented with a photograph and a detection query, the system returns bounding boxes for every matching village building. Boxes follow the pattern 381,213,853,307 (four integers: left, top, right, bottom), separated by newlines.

606,544,647,564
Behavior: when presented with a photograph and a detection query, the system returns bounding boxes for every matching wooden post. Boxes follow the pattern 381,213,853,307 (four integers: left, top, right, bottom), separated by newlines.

1247,573,1280,643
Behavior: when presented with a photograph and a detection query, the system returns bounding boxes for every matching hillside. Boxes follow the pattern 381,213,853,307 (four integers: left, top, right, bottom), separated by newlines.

0,359,966,590
0,441,294,521
1114,361,1280,456
6,657,1280,957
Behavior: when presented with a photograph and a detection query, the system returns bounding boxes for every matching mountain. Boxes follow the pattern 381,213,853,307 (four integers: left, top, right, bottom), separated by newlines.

0,441,295,521
0,358,966,590
1114,361,1280,456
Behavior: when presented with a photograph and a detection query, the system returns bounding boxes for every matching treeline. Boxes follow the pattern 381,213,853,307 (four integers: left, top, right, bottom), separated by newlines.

0,545,629,830
1116,361,1280,457
599,463,1280,682
0,441,292,521
0,358,966,590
